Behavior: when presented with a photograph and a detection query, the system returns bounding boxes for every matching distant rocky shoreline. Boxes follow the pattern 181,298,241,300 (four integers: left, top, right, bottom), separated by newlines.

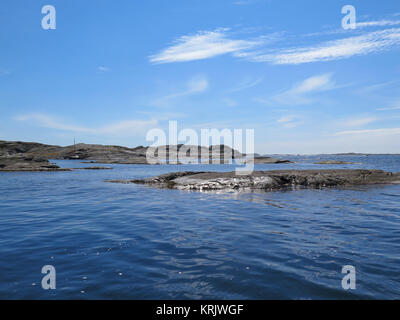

2,140,397,173
108,170,400,192
0,140,292,170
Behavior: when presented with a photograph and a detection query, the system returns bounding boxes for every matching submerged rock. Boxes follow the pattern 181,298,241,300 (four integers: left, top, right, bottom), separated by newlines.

107,169,400,192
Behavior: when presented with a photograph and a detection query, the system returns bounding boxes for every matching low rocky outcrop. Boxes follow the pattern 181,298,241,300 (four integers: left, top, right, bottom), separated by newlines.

315,160,354,165
72,167,112,170
245,156,293,164
0,156,69,172
0,156,112,171
107,169,400,192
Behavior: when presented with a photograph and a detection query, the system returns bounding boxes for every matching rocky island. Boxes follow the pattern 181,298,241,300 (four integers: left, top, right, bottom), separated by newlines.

108,169,400,192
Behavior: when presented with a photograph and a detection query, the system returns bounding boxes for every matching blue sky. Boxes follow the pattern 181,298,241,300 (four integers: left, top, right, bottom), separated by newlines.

1,0,400,153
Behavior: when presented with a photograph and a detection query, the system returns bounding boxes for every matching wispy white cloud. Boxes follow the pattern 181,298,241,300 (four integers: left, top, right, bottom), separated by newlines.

376,99,400,111
99,119,158,135
152,76,209,106
250,28,400,65
377,106,400,111
290,19,400,40
222,97,238,107
335,127,400,136
149,28,261,64
276,116,293,123
185,76,209,93
356,80,398,94
357,20,400,28
341,117,377,127
98,66,111,72
228,77,263,92
14,114,92,133
233,0,262,5
276,115,303,128
289,73,335,94
271,73,336,105
149,22,400,66
14,113,158,136
136,111,187,120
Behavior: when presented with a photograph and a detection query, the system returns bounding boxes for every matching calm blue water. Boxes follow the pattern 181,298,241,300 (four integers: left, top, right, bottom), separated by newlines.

0,155,399,299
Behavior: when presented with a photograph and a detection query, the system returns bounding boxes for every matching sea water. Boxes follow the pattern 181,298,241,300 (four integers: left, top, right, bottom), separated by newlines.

0,154,399,299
